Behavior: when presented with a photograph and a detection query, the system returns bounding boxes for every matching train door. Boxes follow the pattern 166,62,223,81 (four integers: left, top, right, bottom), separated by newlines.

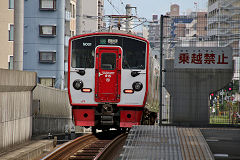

95,47,121,103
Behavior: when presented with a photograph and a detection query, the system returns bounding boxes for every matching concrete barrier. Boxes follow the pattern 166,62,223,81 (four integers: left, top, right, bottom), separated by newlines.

32,84,72,135
164,59,233,125
0,69,37,152
0,140,53,160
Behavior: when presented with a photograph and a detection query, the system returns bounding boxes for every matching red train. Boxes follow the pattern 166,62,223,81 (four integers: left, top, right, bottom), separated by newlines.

68,32,159,132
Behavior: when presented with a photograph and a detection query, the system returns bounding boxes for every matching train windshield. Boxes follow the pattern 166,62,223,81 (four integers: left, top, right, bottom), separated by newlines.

71,37,95,68
70,35,147,69
122,38,146,70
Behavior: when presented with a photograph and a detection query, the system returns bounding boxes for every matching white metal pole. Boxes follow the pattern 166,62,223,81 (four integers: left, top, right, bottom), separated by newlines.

76,0,83,35
13,0,24,70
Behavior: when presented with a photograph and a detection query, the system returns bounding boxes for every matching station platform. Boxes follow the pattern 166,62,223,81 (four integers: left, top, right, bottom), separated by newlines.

119,125,214,160
0,140,53,160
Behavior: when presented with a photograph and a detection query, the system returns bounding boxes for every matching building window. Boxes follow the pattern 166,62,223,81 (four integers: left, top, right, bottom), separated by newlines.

70,3,76,18
9,0,14,9
8,55,13,70
39,51,56,63
65,11,71,21
70,3,73,17
8,24,14,41
71,4,75,18
39,78,55,87
39,25,56,37
71,30,75,37
39,0,56,10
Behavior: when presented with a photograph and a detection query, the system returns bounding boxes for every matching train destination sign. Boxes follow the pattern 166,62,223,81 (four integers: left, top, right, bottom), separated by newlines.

174,47,232,69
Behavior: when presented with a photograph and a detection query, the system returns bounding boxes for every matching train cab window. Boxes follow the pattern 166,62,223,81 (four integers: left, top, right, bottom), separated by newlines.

101,53,116,70
71,37,95,68
122,38,146,70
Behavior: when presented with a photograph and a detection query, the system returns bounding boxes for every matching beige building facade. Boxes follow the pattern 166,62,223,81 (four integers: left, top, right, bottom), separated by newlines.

81,0,104,34
70,0,76,37
0,0,14,69
71,0,104,36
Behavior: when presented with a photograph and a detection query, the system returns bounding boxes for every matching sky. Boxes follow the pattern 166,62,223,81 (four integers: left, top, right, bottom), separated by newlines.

104,0,208,21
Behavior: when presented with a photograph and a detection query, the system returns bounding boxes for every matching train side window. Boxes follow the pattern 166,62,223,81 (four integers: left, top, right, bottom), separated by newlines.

101,53,116,70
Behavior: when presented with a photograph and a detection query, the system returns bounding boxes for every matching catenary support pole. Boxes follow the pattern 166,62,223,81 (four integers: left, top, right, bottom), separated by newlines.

56,0,65,89
76,0,83,35
13,0,24,70
125,4,132,32
159,15,164,126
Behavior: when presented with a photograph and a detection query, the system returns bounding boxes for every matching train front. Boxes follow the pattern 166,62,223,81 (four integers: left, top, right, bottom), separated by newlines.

68,32,149,131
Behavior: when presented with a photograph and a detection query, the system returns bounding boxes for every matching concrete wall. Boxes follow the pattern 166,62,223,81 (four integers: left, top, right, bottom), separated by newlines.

32,84,72,135
0,69,37,151
165,59,233,125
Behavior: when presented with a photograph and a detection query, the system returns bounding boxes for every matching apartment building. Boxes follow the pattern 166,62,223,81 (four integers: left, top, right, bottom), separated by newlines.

0,0,14,69
24,0,65,89
23,0,104,89
79,0,104,34
70,0,76,37
208,0,240,79
208,0,240,50
147,4,207,58
148,15,160,49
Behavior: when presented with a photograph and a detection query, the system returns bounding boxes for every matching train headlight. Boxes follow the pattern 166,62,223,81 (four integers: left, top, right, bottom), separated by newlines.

73,79,83,90
132,82,143,91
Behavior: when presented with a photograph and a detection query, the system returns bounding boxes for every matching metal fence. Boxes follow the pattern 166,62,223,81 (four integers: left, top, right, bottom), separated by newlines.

155,12,240,126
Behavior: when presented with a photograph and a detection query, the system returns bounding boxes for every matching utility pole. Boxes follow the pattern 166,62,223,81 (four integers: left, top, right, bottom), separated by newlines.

125,4,132,32
13,0,24,70
76,0,83,35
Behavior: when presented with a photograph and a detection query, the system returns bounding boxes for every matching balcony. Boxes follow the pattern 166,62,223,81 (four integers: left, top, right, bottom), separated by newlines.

220,0,239,8
208,1,219,13
208,15,231,25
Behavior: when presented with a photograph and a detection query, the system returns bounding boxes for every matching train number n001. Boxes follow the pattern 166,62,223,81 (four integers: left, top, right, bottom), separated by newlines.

82,42,92,47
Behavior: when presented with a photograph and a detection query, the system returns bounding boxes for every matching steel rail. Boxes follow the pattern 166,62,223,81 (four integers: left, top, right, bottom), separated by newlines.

94,133,128,160
41,134,96,160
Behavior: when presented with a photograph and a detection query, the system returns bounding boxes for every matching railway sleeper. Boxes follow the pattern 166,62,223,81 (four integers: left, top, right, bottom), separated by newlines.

69,155,95,160
70,141,111,160
76,150,99,153
74,152,97,156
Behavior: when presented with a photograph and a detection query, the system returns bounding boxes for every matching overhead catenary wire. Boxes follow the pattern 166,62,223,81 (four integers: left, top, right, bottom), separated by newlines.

88,0,148,31
106,0,121,15
118,0,125,6
118,0,126,13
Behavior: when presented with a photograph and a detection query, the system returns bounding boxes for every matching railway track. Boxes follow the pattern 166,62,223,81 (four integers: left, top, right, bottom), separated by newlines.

42,132,127,160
